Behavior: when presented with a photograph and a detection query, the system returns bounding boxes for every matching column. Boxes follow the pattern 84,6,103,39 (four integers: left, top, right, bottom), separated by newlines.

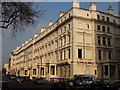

106,37,108,46
69,65,70,77
30,68,32,79
55,65,56,76
44,67,45,77
45,66,47,79
66,35,68,44
64,66,66,77
37,68,39,78
116,65,118,80
63,36,64,45
48,65,50,81
108,65,110,80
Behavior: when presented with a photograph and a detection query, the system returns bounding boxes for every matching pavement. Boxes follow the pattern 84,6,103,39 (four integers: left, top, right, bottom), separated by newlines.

2,78,52,89
2,78,120,90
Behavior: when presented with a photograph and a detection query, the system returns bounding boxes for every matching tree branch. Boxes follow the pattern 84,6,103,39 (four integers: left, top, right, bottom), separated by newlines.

2,13,20,29
1,10,19,24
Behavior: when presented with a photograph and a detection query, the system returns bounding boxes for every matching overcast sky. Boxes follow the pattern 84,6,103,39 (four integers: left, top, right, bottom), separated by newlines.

1,2,119,69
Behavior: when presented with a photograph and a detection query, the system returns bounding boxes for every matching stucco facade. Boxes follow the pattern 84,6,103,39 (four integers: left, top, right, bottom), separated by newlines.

4,63,9,75
9,1,120,82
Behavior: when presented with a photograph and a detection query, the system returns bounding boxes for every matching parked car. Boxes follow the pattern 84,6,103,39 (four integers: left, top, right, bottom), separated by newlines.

0,81,10,90
16,76,24,83
23,76,30,81
86,80,110,89
9,75,16,80
67,74,95,88
51,81,68,89
32,78,45,84
2,75,8,79
110,81,120,90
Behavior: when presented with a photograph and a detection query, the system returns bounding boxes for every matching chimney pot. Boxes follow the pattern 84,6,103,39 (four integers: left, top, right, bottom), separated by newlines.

108,5,113,14
89,2,96,11
49,21,54,26
40,27,47,33
72,0,80,8
59,11,65,17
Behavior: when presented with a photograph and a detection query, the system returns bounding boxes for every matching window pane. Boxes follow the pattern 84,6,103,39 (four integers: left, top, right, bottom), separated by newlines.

108,51,111,59
51,66,55,75
102,26,105,32
108,38,111,46
95,70,97,75
107,27,110,33
102,16,105,21
104,66,108,75
78,49,82,58
98,50,101,59
68,49,70,59
97,15,100,19
68,24,70,29
98,36,101,45
103,37,106,45
97,25,100,30
106,17,109,22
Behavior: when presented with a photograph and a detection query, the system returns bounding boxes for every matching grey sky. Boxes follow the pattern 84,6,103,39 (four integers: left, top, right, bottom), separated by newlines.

1,2,119,69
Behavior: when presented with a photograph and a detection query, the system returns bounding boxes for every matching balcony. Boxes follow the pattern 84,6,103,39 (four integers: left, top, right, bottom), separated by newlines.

57,59,72,65
45,60,56,64
97,59,118,64
97,44,112,49
77,58,95,64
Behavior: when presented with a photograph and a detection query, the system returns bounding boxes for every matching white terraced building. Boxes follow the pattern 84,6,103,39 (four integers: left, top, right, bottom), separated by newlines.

9,1,120,82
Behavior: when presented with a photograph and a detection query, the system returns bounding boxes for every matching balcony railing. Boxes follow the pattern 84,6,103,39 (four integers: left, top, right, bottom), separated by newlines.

45,60,56,64
57,59,72,64
97,59,118,63
77,58,95,64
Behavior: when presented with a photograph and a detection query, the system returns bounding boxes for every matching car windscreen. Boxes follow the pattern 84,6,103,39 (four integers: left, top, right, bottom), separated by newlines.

82,77,93,81
36,78,43,80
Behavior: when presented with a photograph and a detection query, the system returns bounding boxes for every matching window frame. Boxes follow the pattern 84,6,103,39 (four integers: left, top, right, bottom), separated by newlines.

98,50,102,60
78,49,82,58
97,25,101,30
102,16,105,21
102,26,105,32
106,17,109,22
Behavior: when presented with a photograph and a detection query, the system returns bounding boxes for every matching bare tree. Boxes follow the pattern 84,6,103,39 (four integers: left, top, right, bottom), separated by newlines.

0,2,46,31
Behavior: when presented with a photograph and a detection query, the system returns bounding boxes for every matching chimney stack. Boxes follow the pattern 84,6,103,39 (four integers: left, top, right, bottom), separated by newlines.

59,11,65,17
89,2,96,11
34,33,39,37
72,0,80,8
40,27,46,33
49,21,54,26
108,5,113,15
